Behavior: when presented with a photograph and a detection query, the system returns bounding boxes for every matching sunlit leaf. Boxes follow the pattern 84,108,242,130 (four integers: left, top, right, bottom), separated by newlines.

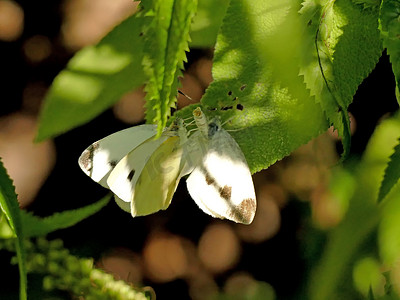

300,0,382,159
142,0,198,136
176,0,328,173
178,0,380,173
380,0,400,106
36,13,148,141
189,0,229,48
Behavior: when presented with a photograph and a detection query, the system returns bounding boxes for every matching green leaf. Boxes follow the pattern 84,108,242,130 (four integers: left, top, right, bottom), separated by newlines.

352,0,381,9
0,212,15,239
309,172,380,300
300,0,382,159
0,159,27,300
378,138,400,202
178,0,380,174
179,0,329,173
189,0,229,48
379,181,400,266
309,114,400,300
368,286,375,300
380,0,400,106
21,195,111,238
353,257,384,297
36,13,149,141
142,0,198,136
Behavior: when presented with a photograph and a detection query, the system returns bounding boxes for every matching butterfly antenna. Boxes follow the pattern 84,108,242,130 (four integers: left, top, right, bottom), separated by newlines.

178,90,193,101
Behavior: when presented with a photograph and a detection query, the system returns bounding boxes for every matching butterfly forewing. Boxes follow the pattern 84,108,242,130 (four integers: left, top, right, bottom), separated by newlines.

186,116,256,224
78,124,157,187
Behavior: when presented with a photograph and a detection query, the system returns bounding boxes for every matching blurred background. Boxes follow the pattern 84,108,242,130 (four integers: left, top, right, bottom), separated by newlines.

0,0,399,299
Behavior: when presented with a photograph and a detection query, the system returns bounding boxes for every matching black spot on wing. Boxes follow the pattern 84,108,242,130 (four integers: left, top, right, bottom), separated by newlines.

240,84,246,91
127,170,135,181
200,165,256,224
79,143,99,174
230,198,256,224
205,173,215,185
79,150,92,172
109,160,118,168
219,185,232,201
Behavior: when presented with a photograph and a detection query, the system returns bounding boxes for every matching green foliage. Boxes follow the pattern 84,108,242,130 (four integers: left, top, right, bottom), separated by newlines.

189,0,230,48
0,238,151,300
28,1,400,298
0,159,27,300
181,0,328,173
35,14,149,141
35,0,383,173
141,0,198,136
380,0,400,105
369,286,376,300
20,195,111,238
300,0,382,158
0,160,111,298
378,138,400,202
177,0,378,172
310,114,400,300
353,257,384,297
352,0,381,9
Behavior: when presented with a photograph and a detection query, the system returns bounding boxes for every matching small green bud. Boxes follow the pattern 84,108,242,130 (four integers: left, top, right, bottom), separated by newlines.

47,261,60,274
43,276,54,291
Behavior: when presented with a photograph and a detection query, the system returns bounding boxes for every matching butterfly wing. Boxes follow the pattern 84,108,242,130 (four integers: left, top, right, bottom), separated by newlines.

186,129,256,224
107,134,170,203
78,124,157,187
114,195,131,213
131,136,184,217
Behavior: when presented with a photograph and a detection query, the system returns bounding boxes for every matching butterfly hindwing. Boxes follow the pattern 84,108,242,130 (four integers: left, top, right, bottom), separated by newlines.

114,195,131,213
131,136,184,217
106,135,170,203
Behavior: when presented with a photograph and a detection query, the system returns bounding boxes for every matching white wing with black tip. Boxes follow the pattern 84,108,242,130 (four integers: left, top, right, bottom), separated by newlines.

186,111,256,224
78,124,157,188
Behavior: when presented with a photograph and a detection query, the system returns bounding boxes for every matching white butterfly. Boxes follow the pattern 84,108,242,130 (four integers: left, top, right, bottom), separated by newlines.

184,107,257,224
78,107,256,224
78,119,189,217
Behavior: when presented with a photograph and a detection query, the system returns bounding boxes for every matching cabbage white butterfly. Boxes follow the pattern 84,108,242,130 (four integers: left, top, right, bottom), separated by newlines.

79,119,189,216
185,107,256,224
79,107,256,224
